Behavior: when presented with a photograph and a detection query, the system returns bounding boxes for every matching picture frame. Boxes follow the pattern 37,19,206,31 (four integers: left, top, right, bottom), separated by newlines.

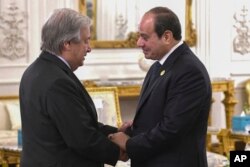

86,87,122,127
78,0,196,48
79,0,97,40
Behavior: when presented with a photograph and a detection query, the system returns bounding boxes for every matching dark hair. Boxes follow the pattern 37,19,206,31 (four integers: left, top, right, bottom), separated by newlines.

146,7,182,40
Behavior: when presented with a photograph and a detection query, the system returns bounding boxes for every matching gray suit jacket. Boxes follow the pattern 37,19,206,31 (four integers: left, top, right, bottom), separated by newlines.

126,43,212,167
19,51,119,167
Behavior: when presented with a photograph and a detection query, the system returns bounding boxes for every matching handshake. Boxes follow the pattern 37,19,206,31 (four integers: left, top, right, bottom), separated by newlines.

108,121,133,162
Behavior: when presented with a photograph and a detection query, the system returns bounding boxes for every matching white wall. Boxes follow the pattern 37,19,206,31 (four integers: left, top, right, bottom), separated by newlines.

1,0,250,128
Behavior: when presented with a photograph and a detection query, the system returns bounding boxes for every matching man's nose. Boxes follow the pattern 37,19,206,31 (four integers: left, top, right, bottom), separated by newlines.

137,37,143,47
87,46,91,53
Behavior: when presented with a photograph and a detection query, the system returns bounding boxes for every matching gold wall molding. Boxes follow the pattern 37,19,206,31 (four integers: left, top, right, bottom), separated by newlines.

185,0,197,47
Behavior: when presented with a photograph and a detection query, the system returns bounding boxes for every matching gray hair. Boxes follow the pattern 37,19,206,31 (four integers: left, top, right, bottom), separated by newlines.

40,8,90,54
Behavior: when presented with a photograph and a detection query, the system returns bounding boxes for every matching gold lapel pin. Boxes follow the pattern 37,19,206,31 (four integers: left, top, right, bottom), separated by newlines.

160,70,165,76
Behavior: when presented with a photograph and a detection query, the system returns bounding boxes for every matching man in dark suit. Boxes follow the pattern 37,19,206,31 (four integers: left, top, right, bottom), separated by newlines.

109,7,212,167
19,8,127,167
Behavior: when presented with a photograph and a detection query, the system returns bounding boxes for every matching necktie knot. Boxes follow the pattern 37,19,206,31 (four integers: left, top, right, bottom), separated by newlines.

152,61,161,75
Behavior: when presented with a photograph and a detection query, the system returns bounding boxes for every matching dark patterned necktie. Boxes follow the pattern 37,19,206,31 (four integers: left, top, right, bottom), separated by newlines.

148,61,161,87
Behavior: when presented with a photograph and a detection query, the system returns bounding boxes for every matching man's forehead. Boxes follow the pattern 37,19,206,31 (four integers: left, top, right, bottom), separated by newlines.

140,14,154,28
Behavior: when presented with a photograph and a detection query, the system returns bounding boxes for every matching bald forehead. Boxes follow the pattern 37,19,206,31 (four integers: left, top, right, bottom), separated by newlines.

139,13,155,32
142,13,155,23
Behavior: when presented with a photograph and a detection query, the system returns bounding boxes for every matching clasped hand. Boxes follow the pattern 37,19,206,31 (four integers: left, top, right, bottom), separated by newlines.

109,132,130,161
109,121,132,162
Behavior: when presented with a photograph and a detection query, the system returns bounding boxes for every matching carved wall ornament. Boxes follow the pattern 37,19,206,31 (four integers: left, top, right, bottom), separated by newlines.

233,5,250,55
115,14,128,40
0,2,28,60
114,0,128,40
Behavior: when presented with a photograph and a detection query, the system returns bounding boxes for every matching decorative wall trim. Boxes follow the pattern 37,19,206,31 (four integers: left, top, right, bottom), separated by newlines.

0,79,20,84
230,73,250,77
233,5,250,55
0,1,28,60
0,64,29,68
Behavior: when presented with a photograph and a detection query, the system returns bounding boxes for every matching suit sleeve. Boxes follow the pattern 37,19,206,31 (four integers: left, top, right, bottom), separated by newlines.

98,122,118,136
46,78,119,166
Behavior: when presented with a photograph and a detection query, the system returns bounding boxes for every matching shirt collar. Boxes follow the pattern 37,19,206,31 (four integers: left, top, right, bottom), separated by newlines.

158,40,183,65
45,50,71,69
56,55,71,69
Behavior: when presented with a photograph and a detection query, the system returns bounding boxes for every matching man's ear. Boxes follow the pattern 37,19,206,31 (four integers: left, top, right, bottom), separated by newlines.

63,41,71,51
163,30,173,44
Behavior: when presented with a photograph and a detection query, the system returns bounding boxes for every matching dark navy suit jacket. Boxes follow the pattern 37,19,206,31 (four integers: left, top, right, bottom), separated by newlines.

126,43,212,167
19,51,119,167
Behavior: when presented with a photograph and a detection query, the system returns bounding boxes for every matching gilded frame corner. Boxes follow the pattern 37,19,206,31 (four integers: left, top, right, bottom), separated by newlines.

86,86,123,127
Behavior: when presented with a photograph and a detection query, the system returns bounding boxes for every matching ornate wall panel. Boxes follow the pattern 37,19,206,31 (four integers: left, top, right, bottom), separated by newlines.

0,0,28,65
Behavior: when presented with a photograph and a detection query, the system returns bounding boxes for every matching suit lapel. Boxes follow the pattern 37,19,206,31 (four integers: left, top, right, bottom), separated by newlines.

137,70,151,104
68,72,97,118
136,68,167,112
40,51,98,120
135,43,189,115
